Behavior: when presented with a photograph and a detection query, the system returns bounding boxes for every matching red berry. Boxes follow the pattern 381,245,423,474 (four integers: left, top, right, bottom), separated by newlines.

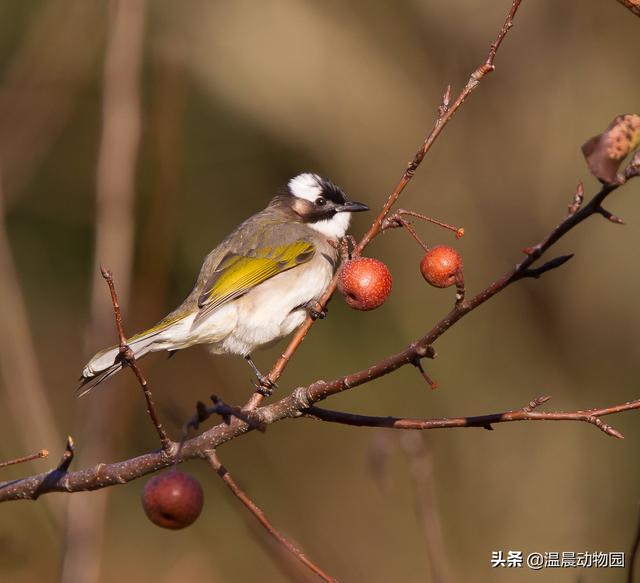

338,257,392,311
420,246,463,288
142,470,204,529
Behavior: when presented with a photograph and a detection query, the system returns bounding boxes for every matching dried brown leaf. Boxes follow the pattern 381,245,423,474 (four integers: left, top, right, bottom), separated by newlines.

582,114,640,183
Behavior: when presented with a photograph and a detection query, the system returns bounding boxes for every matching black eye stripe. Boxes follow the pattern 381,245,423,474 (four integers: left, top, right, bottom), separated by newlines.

317,179,347,205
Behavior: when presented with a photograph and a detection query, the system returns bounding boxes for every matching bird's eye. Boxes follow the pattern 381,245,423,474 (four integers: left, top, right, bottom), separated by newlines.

315,197,326,206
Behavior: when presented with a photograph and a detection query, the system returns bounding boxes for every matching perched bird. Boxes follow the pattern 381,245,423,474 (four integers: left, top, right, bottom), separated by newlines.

79,173,369,395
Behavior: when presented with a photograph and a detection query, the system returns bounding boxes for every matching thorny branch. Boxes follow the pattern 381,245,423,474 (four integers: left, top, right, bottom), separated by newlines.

2,141,638,504
244,0,524,410
2,5,640,582
2,379,640,501
1,0,640,503
183,395,266,435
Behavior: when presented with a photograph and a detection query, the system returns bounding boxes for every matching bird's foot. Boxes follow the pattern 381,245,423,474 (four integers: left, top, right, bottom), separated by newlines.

304,300,328,320
244,354,278,396
254,374,277,397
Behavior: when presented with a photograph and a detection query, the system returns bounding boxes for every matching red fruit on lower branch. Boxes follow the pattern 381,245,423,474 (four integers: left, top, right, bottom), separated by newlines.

142,470,204,529
420,246,463,288
338,257,392,311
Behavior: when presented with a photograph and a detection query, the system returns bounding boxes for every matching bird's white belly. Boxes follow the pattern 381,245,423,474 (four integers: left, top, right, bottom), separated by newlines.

151,303,238,351
218,259,332,356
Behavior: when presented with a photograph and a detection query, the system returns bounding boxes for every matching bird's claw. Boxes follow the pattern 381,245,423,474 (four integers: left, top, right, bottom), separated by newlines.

254,374,277,397
305,300,328,320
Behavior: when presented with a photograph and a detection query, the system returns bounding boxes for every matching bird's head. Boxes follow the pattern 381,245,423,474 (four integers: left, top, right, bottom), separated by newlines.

279,173,369,238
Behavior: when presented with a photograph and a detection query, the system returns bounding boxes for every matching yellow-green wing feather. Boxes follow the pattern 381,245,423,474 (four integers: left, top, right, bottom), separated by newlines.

127,313,184,341
194,240,315,324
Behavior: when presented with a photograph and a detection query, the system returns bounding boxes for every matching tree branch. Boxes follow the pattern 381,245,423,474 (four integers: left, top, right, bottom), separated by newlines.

205,451,337,583
0,449,48,470
243,0,524,411
4,374,637,502
1,162,639,502
1,1,639,521
303,396,632,440
100,267,171,450
616,0,640,17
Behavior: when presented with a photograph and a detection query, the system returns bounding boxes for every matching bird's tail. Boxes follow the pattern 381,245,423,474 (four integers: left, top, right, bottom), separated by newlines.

77,334,156,397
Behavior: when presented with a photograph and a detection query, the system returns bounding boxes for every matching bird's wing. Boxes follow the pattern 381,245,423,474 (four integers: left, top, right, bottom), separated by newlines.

193,239,316,325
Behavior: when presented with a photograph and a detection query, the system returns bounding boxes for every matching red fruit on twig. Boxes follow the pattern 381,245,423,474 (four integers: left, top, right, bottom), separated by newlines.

420,246,463,288
338,257,392,311
142,470,204,529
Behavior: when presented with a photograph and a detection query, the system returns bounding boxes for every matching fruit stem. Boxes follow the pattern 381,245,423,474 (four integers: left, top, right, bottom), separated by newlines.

398,218,431,252
396,209,464,238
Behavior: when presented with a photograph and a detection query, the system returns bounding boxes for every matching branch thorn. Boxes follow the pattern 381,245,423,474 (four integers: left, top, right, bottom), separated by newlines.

411,357,438,390
521,254,574,279
597,206,625,225
56,436,75,472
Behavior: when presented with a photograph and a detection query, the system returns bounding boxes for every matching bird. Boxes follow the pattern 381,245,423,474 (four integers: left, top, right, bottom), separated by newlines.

79,173,369,395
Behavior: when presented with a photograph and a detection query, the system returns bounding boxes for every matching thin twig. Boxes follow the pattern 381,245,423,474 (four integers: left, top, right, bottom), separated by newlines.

382,209,464,241
412,357,439,390
520,254,574,279
205,451,337,583
0,449,48,470
100,267,172,451
303,395,630,439
243,0,524,410
616,0,640,17
184,395,266,434
597,206,625,224
386,216,431,252
101,267,127,348
174,395,266,466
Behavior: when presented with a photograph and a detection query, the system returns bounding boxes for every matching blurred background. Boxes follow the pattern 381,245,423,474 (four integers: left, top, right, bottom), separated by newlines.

0,1,639,582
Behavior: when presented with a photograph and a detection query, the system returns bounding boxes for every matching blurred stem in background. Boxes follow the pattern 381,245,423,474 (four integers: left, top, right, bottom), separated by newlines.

60,1,146,582
0,167,63,525
132,38,186,329
401,433,453,583
369,431,453,583
0,0,102,205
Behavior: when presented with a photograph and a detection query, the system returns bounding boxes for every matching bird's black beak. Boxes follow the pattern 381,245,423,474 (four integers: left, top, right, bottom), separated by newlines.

337,200,369,213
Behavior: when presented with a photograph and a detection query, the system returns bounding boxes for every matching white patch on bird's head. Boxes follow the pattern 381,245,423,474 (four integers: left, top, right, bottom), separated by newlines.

285,173,359,239
307,211,351,239
288,173,323,202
